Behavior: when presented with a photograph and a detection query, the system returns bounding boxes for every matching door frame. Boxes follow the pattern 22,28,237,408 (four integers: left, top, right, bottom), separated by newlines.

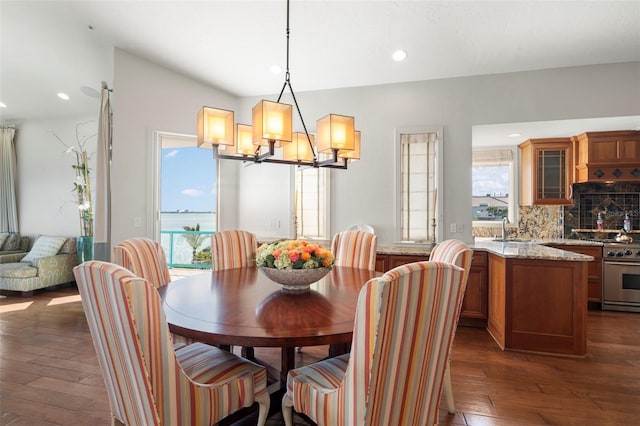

149,130,199,241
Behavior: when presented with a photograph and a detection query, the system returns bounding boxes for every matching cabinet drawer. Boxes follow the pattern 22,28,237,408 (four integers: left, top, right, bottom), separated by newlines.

471,251,487,267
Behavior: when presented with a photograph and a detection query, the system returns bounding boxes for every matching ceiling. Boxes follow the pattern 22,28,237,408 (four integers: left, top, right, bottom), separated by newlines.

2,0,640,143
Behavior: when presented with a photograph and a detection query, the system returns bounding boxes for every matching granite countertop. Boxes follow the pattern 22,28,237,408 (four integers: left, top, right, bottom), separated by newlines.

377,239,599,260
472,240,595,262
377,245,434,256
536,238,604,247
263,238,597,261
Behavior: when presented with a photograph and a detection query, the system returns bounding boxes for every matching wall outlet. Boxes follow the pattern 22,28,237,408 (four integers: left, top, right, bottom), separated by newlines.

133,217,142,227
456,224,464,233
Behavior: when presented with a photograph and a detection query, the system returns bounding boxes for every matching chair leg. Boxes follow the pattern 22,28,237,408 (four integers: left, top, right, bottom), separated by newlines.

282,393,294,426
241,346,255,360
444,361,456,414
255,390,271,426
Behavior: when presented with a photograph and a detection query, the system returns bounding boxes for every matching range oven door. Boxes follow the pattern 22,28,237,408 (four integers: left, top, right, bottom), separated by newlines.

603,261,640,312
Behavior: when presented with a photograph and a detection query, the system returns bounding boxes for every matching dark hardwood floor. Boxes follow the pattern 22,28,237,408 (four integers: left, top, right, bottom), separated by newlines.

1,283,639,425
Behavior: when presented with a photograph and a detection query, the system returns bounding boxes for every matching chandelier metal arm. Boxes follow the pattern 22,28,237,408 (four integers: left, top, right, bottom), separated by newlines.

285,80,318,163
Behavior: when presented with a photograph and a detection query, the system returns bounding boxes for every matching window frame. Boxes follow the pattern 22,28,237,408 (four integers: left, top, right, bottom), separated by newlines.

471,146,518,226
394,125,444,245
293,165,331,241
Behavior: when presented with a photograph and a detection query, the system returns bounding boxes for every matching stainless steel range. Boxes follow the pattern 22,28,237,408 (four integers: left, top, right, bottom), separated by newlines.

602,241,640,312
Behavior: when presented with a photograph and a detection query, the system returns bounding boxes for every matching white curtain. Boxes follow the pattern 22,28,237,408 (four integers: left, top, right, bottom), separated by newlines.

94,82,113,260
0,125,19,233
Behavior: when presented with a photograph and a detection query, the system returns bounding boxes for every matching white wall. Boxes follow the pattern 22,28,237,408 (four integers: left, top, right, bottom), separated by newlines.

14,115,97,237
111,49,240,246
235,62,640,245
105,58,640,245
17,58,636,248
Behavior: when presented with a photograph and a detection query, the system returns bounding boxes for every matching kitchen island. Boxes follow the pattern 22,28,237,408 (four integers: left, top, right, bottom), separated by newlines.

474,240,593,356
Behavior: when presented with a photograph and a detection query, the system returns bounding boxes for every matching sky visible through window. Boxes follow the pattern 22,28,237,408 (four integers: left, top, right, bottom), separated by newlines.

472,165,509,197
161,146,216,212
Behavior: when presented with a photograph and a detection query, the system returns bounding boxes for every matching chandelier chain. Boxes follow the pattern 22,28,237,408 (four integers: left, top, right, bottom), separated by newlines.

274,0,317,163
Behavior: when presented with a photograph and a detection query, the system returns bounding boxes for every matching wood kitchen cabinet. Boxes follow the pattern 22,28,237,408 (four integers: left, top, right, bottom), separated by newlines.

375,254,429,273
374,256,387,273
573,130,640,183
548,244,603,304
519,138,574,205
487,253,587,356
375,250,488,326
458,251,488,327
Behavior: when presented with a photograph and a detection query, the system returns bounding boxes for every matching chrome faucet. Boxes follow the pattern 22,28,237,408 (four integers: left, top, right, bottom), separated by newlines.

502,216,509,241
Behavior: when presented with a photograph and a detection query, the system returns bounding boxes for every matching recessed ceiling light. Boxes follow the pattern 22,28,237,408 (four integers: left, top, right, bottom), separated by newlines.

57,92,70,100
0,102,6,108
270,65,282,75
392,49,407,62
508,133,521,138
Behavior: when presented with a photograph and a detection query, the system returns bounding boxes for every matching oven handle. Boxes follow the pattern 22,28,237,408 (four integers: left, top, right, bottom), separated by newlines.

605,261,638,267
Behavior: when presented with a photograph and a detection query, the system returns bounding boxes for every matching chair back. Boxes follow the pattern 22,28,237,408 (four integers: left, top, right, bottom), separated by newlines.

429,239,473,315
344,261,465,425
347,223,375,234
330,229,377,271
211,230,258,271
74,261,176,425
112,237,171,288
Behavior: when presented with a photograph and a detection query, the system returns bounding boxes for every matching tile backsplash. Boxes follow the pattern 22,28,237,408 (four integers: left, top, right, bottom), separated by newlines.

473,206,562,240
565,182,640,238
519,205,563,239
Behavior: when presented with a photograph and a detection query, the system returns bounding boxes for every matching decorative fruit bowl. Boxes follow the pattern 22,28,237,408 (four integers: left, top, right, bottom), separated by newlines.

259,267,331,293
255,240,335,293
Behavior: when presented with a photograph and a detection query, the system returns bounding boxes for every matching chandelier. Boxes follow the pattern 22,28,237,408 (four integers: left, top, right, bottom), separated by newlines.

197,0,360,169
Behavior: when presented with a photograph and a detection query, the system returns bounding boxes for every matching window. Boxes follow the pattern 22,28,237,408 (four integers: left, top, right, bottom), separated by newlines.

295,166,330,240
472,148,515,222
397,128,442,243
151,132,217,267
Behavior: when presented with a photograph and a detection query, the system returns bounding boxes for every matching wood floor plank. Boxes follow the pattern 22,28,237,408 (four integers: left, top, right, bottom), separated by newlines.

8,381,96,412
0,367,40,386
0,394,110,425
29,376,108,401
463,412,545,426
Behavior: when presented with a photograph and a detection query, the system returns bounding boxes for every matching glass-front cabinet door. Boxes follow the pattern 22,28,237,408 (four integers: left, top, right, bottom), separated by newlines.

519,138,573,205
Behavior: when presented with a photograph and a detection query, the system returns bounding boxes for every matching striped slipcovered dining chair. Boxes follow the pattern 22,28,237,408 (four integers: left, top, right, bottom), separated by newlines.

112,237,193,346
211,230,258,357
74,261,270,426
112,237,171,288
282,261,466,426
429,239,473,414
211,230,258,271
330,229,378,271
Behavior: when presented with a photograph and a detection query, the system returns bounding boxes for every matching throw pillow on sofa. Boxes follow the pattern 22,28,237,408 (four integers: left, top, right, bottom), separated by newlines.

0,233,9,250
21,236,67,265
1,233,21,251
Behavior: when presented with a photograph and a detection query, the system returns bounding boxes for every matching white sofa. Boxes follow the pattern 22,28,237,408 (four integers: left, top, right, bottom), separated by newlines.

0,236,78,296
0,233,31,264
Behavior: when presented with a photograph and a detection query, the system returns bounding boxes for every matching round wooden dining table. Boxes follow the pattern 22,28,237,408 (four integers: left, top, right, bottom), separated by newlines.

159,265,381,383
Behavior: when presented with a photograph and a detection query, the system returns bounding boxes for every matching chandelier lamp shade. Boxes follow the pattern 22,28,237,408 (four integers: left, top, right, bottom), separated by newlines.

197,107,234,147
197,0,360,170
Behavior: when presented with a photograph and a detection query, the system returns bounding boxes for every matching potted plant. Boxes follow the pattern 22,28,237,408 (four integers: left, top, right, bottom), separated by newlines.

55,122,95,263
193,247,212,264
182,224,207,263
